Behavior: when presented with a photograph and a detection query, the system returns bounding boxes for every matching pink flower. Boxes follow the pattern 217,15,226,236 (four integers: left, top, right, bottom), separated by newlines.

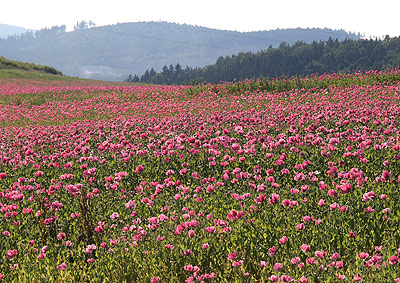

110,212,119,220
389,255,400,265
41,246,48,253
306,257,316,265
135,165,144,173
205,226,216,233
35,171,44,177
315,250,326,258
364,206,375,213
6,249,18,259
232,260,243,267
227,209,238,221
259,261,269,267
358,252,369,259
57,263,67,271
331,253,341,260
227,251,237,261
57,232,66,240
349,230,357,238
301,244,310,253
274,262,283,271
299,276,309,283
329,202,339,210
182,249,193,256
150,277,159,282
328,189,338,198
336,261,344,269
201,243,210,249
71,212,79,219
85,244,97,254
336,274,345,280
296,223,305,230
268,246,277,256
353,274,362,282
281,275,295,282
269,275,280,282
279,236,288,244
362,191,376,201
269,193,280,204
290,257,300,264
125,200,136,209
188,229,195,238
381,170,391,181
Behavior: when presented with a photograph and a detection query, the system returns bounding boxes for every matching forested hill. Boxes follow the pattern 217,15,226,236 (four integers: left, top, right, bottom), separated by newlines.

0,23,32,39
128,36,400,84
0,21,359,80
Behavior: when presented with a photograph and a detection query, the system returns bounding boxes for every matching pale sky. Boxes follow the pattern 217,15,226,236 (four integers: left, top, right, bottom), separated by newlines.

1,0,399,38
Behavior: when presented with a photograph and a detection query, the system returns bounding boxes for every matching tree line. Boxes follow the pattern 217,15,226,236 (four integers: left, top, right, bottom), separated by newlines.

126,36,400,84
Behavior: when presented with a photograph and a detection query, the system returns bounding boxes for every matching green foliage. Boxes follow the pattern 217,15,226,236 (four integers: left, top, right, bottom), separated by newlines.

182,69,400,96
134,36,400,85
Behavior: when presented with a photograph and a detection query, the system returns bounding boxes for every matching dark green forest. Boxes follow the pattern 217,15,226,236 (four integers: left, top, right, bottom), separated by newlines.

0,21,359,81
127,36,400,84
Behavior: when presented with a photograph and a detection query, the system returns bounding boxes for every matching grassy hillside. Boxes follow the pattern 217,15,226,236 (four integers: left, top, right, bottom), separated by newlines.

0,56,62,76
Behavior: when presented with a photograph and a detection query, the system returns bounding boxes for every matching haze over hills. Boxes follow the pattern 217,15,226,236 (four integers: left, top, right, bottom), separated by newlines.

0,21,360,81
0,23,33,38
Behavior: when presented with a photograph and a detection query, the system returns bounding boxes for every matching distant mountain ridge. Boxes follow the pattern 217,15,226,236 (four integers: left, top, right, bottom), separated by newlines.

0,23,33,38
0,21,360,81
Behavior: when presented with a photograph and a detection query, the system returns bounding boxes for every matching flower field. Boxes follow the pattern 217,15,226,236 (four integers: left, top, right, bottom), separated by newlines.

1,70,400,282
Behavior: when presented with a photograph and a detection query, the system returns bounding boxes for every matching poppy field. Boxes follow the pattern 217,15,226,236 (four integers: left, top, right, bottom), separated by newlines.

1,70,400,282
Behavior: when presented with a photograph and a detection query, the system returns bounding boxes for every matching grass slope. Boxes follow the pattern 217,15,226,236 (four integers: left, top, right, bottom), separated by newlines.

0,56,133,85
0,56,62,75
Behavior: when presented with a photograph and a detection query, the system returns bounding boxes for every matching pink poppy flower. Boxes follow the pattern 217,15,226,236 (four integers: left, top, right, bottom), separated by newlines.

301,244,310,253
57,263,67,271
274,263,283,271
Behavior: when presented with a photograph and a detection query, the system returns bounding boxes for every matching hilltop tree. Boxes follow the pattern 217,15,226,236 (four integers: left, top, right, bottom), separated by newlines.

74,20,96,31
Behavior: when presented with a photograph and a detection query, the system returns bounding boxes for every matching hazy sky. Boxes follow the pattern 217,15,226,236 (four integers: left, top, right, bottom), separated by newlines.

2,0,399,38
